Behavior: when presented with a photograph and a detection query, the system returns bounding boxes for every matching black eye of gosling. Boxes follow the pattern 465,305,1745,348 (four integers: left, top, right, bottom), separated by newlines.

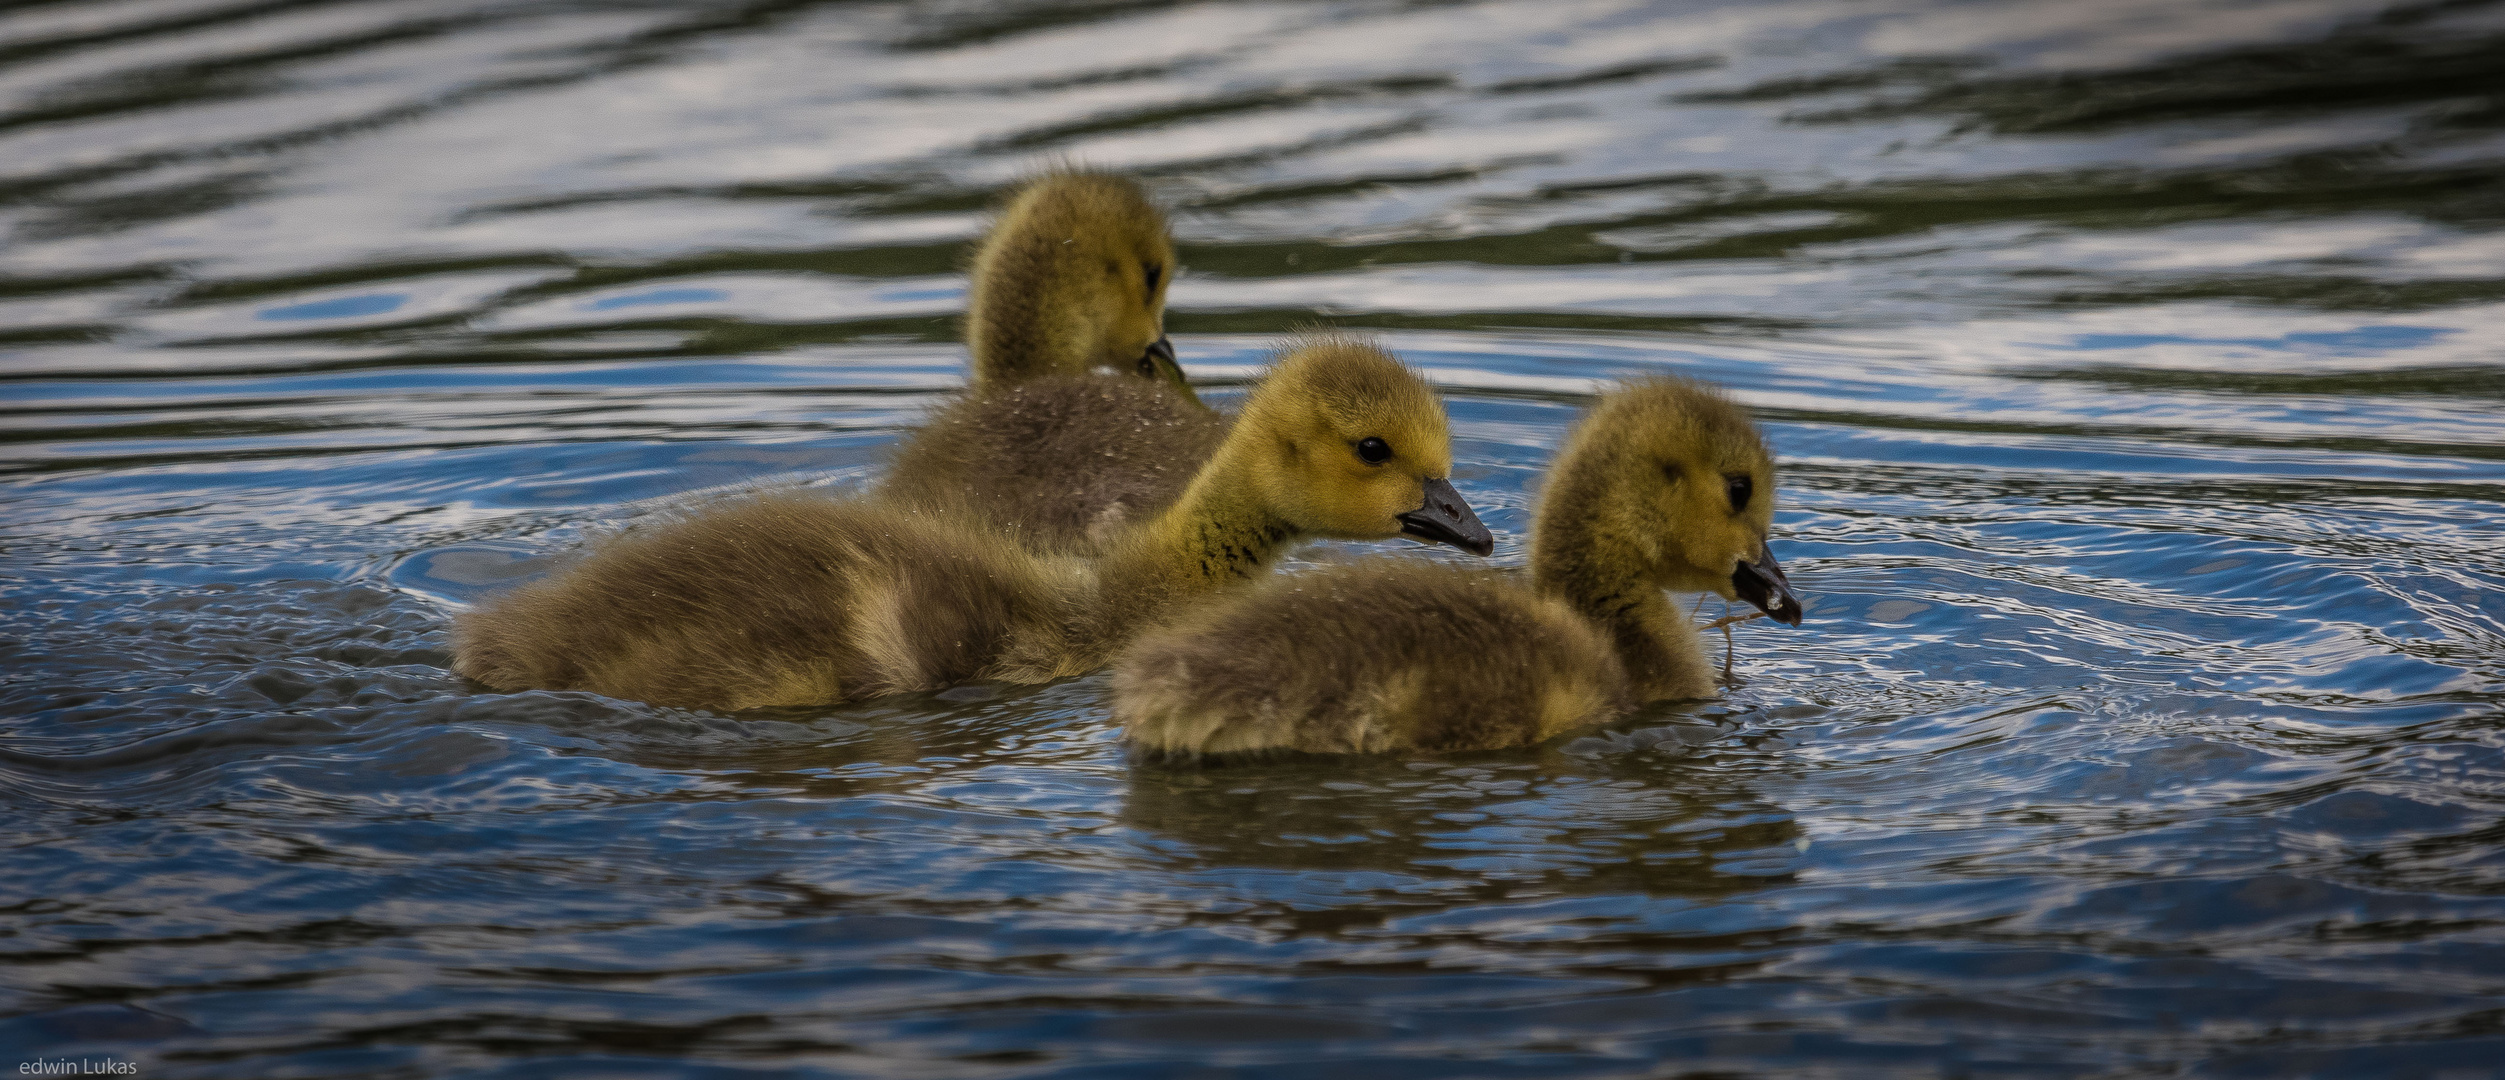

1144,264,1162,300
1726,474,1752,512
1355,436,1391,464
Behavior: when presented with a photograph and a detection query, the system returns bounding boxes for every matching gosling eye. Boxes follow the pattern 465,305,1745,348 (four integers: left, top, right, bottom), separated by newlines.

1355,436,1392,464
1144,264,1162,301
1725,474,1753,513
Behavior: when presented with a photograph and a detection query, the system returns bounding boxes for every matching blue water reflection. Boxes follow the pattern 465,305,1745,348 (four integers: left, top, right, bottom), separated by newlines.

256,294,406,320
586,288,733,309
2060,325,2456,353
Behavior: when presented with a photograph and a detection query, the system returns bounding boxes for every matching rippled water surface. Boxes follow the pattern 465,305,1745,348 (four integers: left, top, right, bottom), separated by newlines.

5,0,2504,1075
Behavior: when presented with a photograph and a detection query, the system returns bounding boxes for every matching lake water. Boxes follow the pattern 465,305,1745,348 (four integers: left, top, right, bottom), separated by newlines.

4,0,2503,1075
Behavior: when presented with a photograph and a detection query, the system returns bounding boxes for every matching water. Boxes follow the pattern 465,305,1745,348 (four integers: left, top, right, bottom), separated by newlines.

4,0,2502,1074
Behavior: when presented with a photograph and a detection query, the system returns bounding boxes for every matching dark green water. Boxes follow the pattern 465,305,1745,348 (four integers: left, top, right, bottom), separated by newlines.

3,0,2502,1075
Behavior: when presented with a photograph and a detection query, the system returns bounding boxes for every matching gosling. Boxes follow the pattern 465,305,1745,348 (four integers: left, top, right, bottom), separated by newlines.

451,338,1492,711
879,172,1230,553
962,170,1191,394
1113,376,1805,761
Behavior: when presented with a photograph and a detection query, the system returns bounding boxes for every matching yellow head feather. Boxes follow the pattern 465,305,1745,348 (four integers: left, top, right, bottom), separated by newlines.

965,172,1191,400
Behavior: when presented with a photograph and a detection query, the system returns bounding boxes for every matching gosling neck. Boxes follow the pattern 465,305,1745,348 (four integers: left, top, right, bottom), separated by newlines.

967,268,1074,386
1531,474,1711,700
1095,441,1299,630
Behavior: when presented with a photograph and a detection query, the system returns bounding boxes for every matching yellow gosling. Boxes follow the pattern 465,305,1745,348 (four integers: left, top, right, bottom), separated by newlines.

966,171,1187,392
881,171,1227,552
451,338,1491,710
1113,377,1805,760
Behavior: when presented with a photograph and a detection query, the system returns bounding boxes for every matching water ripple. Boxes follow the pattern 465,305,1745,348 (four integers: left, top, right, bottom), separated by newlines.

4,0,2503,1075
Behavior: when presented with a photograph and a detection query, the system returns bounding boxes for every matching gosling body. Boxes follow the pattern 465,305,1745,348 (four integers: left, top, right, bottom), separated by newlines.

881,171,1225,551
446,498,1089,709
880,374,1227,553
453,339,1491,710
1113,560,1630,757
1115,377,1805,760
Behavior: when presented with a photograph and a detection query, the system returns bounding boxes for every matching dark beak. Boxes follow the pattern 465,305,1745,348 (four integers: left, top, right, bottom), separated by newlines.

1140,335,1209,410
1397,477,1494,556
1732,544,1804,626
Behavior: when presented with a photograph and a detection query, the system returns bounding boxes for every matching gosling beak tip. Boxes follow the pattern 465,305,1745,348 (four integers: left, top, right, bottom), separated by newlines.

1397,476,1494,557
1142,335,1210,410
1732,547,1804,627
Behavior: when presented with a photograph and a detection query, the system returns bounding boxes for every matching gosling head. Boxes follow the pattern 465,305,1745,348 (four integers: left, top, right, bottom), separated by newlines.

1555,377,1802,624
966,171,1193,400
1232,337,1493,556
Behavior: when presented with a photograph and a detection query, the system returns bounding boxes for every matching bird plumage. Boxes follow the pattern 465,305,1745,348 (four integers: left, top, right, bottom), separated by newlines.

1114,376,1804,761
881,171,1226,552
962,171,1186,392
879,374,1226,554
451,338,1490,710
